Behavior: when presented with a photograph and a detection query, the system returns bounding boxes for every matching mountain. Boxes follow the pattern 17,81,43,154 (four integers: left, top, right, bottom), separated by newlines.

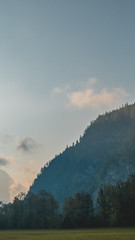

29,103,135,204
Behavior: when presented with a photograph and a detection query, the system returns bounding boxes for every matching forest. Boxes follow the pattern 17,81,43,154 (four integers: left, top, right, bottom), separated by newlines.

0,173,135,229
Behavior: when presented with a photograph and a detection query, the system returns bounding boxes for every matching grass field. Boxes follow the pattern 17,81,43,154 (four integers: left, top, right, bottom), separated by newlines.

0,228,135,240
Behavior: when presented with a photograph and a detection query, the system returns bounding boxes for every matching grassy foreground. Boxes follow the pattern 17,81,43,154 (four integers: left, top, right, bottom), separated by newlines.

0,228,135,240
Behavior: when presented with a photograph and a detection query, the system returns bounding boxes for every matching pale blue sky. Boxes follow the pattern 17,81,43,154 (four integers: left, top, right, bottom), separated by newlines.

0,0,134,202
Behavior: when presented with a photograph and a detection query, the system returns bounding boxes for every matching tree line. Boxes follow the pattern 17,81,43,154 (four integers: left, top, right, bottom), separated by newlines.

0,173,135,229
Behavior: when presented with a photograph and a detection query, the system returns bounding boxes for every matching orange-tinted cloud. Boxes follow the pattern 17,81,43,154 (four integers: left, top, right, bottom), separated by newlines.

68,88,128,109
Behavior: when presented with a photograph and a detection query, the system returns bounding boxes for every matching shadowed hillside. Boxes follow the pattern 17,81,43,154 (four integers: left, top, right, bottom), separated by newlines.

29,103,135,204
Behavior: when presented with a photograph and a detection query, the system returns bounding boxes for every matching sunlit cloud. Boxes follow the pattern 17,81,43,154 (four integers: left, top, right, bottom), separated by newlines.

10,181,26,202
19,161,40,189
68,87,128,109
20,165,37,175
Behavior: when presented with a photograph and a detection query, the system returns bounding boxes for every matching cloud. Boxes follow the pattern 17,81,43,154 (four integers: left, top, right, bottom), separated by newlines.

68,88,128,109
52,87,63,94
0,156,14,166
0,169,13,203
10,181,26,201
20,165,37,175
0,169,26,203
52,85,70,94
88,77,97,86
19,163,38,189
17,137,37,152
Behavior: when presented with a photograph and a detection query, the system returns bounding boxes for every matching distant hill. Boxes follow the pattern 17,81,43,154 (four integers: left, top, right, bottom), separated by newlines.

29,103,135,204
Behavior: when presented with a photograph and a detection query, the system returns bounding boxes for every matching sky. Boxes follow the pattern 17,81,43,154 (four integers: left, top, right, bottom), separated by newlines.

0,0,135,202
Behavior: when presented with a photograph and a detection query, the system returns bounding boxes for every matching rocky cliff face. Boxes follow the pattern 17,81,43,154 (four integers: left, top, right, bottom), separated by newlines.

29,103,135,204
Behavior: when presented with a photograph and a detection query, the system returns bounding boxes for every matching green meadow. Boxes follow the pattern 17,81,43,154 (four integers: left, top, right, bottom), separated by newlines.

0,228,135,240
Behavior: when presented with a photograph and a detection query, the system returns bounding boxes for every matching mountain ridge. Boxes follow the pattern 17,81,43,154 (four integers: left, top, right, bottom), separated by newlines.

29,103,135,204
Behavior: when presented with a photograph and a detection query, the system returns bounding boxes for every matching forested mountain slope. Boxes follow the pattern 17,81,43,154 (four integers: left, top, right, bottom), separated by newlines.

29,103,135,203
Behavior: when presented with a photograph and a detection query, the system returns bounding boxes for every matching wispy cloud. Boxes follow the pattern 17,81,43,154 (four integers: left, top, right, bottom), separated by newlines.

52,87,63,94
16,137,38,153
87,77,97,86
68,88,128,109
52,85,70,94
0,156,14,166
